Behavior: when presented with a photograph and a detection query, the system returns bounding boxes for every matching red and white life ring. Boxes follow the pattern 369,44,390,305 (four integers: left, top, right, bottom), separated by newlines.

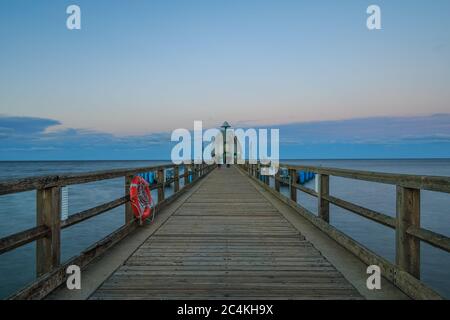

129,176,154,224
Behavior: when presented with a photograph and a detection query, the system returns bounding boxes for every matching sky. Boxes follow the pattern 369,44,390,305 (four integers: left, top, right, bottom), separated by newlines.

0,0,449,160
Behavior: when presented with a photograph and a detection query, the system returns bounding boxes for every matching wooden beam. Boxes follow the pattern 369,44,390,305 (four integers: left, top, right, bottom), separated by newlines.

396,186,420,279
279,163,450,194
292,181,317,197
124,175,134,224
36,186,61,277
157,168,165,203
326,194,396,229
0,226,50,255
174,165,180,193
289,169,297,203
184,164,190,185
11,221,137,300
318,174,330,223
407,226,450,253
61,196,129,229
274,170,280,192
0,164,175,196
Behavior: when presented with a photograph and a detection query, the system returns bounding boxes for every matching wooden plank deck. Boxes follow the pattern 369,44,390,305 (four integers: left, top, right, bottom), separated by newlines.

91,166,362,300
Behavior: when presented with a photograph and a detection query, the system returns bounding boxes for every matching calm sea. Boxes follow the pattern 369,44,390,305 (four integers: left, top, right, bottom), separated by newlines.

0,159,449,298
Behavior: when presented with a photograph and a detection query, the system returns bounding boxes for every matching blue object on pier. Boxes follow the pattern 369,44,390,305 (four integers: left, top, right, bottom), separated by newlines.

149,172,155,184
299,171,305,184
297,171,315,184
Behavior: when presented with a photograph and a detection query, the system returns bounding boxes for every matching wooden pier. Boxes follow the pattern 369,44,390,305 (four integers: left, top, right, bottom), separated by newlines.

0,162,449,300
91,167,361,299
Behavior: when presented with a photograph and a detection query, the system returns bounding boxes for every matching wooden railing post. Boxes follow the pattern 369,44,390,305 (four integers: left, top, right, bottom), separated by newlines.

396,186,420,278
289,169,298,203
318,174,330,222
275,170,280,192
185,164,191,185
124,175,134,224
36,186,61,277
262,165,270,185
157,168,165,203
174,166,180,193
264,175,270,186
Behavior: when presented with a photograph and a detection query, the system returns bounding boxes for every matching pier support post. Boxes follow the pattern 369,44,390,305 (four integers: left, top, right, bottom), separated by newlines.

36,186,61,277
289,169,298,203
396,186,420,279
174,166,180,193
124,175,134,224
318,174,330,223
275,170,280,192
263,166,270,185
157,168,165,203
185,164,191,185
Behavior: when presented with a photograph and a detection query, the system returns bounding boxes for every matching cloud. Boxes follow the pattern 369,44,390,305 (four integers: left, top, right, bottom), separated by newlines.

0,115,61,136
0,114,449,160
0,115,172,160
265,114,450,145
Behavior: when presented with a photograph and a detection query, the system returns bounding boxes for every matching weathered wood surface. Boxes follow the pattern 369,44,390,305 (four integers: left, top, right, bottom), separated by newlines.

280,163,450,193
0,164,175,196
91,166,361,300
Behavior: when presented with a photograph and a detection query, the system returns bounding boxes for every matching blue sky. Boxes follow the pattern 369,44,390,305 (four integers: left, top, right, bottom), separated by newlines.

0,0,449,159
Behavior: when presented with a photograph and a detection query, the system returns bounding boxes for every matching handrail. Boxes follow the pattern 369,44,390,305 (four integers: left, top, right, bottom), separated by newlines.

281,163,450,193
61,196,129,229
0,225,50,255
240,161,450,300
0,162,215,299
0,164,176,196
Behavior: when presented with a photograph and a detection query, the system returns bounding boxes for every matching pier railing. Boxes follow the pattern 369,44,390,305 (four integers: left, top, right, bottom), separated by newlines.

0,162,215,299
240,162,450,299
